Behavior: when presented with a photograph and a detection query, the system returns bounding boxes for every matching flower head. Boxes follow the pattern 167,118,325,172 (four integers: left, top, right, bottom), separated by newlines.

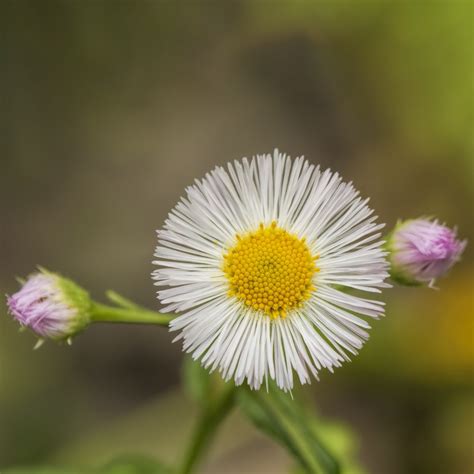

6,269,91,343
153,150,389,391
387,218,466,286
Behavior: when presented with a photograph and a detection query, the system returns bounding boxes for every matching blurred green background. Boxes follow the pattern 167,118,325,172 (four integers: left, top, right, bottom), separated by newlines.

1,1,473,473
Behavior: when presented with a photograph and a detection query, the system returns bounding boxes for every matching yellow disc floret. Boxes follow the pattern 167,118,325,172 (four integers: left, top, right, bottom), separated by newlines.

223,222,318,319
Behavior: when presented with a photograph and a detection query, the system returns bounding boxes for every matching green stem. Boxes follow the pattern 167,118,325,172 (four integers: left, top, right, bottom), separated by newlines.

90,301,173,326
179,384,236,474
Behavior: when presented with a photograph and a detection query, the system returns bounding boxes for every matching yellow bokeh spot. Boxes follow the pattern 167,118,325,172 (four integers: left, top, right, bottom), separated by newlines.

223,222,318,319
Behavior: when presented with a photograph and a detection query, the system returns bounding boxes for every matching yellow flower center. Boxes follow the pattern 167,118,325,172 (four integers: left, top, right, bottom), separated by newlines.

223,222,318,319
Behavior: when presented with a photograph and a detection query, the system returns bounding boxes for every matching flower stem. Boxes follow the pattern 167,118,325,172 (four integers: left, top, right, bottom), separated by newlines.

179,384,236,474
90,301,173,326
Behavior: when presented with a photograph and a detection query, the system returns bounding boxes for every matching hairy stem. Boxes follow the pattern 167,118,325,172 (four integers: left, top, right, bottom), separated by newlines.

90,301,173,326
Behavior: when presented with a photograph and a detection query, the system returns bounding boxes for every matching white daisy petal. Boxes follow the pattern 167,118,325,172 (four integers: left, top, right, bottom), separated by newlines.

153,150,389,391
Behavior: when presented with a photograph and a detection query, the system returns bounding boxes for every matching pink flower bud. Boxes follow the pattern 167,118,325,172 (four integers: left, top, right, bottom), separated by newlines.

388,219,466,286
6,270,91,342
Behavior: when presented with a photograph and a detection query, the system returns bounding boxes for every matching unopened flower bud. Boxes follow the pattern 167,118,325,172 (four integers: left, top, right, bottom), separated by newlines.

387,218,466,286
6,269,91,343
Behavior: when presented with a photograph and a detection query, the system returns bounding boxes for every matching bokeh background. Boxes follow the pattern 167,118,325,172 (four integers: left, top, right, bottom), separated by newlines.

1,1,473,473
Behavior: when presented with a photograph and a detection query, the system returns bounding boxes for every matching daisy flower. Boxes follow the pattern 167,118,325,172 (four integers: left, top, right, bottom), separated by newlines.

153,150,389,391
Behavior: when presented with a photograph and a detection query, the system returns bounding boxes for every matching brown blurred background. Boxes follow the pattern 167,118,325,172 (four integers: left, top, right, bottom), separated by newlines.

1,1,473,473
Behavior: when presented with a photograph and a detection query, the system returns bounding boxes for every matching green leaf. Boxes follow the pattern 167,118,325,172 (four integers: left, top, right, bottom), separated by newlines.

99,454,173,474
3,455,173,474
182,356,212,406
105,291,142,310
238,387,340,474
3,469,86,474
